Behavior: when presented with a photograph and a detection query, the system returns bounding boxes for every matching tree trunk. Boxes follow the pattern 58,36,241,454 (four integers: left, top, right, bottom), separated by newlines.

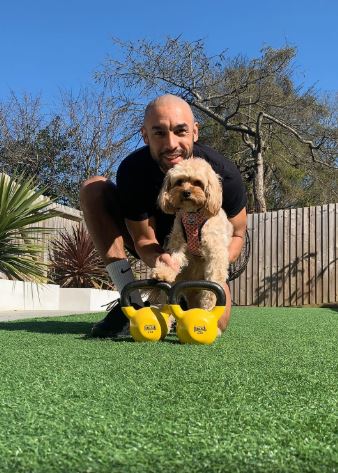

253,150,267,213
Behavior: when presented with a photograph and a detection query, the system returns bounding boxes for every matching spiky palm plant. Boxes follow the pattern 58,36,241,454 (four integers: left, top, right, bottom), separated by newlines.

49,223,112,289
0,173,57,282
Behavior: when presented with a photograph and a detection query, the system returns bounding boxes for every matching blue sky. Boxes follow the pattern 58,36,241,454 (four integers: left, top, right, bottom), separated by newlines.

1,0,337,107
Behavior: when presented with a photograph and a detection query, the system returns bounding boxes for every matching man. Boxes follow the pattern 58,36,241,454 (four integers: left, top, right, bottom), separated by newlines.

80,95,247,338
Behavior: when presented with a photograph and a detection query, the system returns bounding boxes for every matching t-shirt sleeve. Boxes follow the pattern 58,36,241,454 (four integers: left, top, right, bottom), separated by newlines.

220,164,247,218
194,143,247,218
116,158,150,221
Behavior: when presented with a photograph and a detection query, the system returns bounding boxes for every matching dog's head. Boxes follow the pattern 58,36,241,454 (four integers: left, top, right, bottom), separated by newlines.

158,157,223,216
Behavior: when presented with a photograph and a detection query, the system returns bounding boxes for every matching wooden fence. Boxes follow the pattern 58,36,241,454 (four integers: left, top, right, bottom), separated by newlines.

42,202,337,307
229,203,338,306
38,203,83,263
49,203,83,230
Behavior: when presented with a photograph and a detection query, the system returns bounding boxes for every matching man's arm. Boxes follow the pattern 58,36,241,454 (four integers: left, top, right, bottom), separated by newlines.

126,217,179,271
228,207,247,263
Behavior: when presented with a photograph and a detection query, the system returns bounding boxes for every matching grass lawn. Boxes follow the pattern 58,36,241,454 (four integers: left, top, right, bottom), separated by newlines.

0,307,337,473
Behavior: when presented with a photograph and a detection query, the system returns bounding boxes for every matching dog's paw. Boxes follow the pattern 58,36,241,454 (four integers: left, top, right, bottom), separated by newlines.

151,262,177,283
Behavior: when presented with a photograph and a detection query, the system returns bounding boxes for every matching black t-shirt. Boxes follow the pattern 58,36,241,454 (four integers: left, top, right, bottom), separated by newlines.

116,142,247,246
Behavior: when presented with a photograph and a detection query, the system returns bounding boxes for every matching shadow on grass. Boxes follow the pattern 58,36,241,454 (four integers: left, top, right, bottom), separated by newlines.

0,319,94,335
0,320,182,344
321,304,338,313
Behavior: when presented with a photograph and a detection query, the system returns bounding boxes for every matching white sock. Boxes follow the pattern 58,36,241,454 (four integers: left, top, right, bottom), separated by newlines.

106,259,143,306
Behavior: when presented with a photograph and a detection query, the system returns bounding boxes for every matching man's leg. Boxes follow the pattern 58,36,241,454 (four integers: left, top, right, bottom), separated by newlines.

80,176,142,337
218,282,232,333
80,176,134,263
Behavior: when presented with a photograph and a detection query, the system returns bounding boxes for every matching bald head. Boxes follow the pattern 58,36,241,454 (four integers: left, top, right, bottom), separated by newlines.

141,94,199,172
143,95,194,126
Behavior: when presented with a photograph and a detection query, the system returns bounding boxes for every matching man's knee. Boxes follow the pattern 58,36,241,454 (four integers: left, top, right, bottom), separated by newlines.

218,283,232,333
80,176,111,210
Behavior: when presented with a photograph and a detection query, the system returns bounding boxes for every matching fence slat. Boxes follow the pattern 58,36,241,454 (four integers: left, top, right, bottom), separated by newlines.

277,210,284,306
322,205,329,304
328,204,336,302
289,209,297,306
252,213,260,305
239,265,247,306
309,206,316,305
283,209,290,306
315,206,323,304
270,211,278,307
302,207,310,305
258,212,266,306
264,212,272,306
296,208,303,305
245,214,253,306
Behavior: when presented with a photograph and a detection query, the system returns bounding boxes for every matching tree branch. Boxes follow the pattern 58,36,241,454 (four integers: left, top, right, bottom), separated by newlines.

262,112,336,168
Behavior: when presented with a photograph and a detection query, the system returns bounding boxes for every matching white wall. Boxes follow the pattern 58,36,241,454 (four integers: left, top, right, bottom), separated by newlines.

0,280,119,311
59,287,119,311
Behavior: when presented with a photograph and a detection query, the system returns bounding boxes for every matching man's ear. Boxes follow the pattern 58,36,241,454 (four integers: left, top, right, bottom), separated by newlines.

193,122,199,142
141,126,149,145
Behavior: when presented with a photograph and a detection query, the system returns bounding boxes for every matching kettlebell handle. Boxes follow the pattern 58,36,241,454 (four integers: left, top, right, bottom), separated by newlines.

169,280,226,306
121,279,171,307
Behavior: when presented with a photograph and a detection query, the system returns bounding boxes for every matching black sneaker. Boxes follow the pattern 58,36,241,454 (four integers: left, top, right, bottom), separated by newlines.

91,299,131,339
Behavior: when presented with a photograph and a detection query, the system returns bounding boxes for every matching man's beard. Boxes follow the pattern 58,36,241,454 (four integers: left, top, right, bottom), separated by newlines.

151,146,194,172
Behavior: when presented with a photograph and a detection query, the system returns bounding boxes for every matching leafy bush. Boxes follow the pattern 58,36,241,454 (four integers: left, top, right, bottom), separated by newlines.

0,173,57,282
49,223,112,289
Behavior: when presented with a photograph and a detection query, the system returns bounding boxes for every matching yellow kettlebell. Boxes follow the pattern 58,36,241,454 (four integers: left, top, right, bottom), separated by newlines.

121,279,172,342
169,280,226,345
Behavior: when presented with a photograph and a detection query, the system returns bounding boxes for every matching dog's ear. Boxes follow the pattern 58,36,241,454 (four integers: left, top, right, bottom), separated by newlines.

158,174,176,214
205,168,223,216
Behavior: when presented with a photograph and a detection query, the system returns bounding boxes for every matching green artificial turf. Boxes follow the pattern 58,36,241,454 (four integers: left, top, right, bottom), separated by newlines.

0,307,337,473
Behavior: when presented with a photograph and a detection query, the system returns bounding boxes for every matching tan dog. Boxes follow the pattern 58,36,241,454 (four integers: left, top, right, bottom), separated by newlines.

152,158,233,311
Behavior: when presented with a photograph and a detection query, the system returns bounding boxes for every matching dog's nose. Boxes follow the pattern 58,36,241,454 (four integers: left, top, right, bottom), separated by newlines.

182,190,191,198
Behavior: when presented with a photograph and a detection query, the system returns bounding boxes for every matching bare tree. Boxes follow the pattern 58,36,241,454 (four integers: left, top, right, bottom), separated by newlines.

97,37,338,212
0,89,137,207
0,92,78,204
0,91,45,173
59,88,137,180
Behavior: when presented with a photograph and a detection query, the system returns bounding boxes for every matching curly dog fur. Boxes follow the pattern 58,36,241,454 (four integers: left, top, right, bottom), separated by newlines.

152,158,233,310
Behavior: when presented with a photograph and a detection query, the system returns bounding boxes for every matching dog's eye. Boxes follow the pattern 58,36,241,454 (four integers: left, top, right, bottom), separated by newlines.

174,179,183,187
192,180,204,188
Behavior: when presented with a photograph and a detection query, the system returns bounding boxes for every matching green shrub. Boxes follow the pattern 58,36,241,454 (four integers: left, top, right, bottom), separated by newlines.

0,173,57,282
49,223,112,289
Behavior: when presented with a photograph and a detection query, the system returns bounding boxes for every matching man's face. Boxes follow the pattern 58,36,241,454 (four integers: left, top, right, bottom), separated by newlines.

141,101,199,172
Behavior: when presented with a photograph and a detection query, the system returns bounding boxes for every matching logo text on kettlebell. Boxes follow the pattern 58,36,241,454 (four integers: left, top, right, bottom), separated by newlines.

144,324,156,332
194,325,207,334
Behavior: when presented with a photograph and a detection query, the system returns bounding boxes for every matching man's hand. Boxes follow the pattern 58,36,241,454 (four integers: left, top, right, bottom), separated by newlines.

155,252,180,272
151,252,180,283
